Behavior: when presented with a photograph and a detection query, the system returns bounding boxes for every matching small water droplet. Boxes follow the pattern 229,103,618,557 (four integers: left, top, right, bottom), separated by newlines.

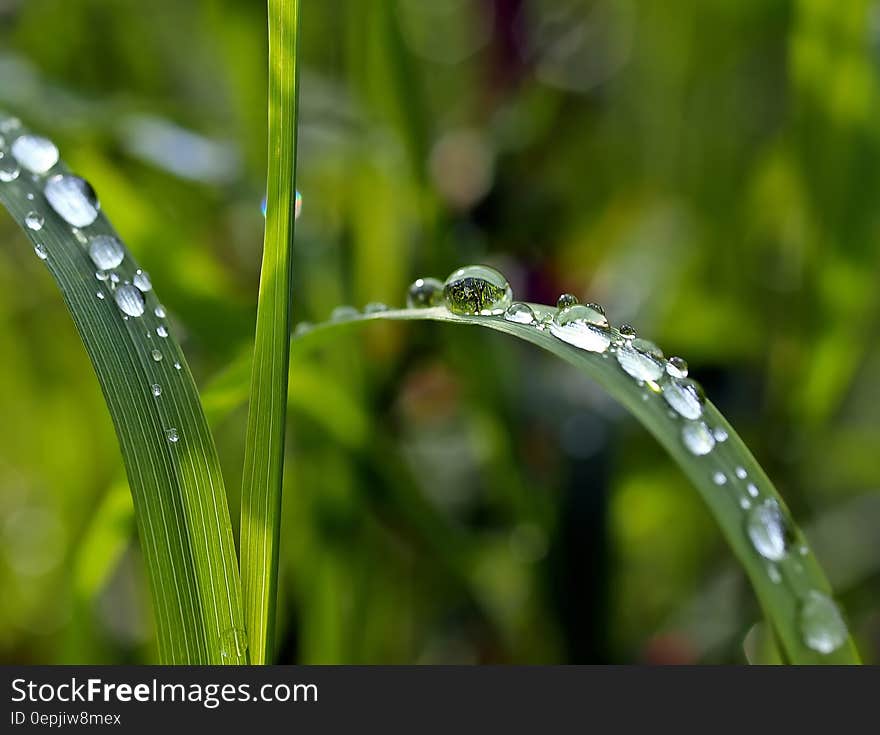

767,564,782,584
156,325,168,338
173,361,182,370
0,116,21,134
109,272,120,284
44,174,99,227
662,378,705,420
331,305,359,321
799,591,847,654
666,356,688,379
740,497,751,509
33,242,48,260
165,428,179,443
114,284,145,317
406,277,444,308
25,192,34,201
151,384,162,397
11,134,58,174
713,471,727,486
443,265,513,316
154,305,167,318
746,499,791,561
24,211,44,231
0,153,20,182
747,483,759,498
71,227,87,245
88,235,125,270
95,270,109,281
549,305,612,353
133,269,152,292
618,323,636,339
219,627,249,660
504,302,537,325
735,467,747,480
617,341,664,382
151,349,163,362
364,302,389,314
96,291,105,300
556,293,578,310
294,321,312,337
713,426,728,443
681,421,716,456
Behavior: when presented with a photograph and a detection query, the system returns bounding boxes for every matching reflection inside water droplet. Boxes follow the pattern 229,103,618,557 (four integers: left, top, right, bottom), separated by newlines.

114,284,145,317
25,211,44,231
133,269,152,292
444,265,513,316
88,235,125,270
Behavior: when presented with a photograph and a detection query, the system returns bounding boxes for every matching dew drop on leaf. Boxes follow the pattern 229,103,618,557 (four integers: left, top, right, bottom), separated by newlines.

746,499,791,562
151,349,163,362
33,242,48,260
151,384,162,397
114,284,145,317
0,153,21,182
712,471,727,485
799,591,847,655
364,302,389,314
504,302,537,325
133,269,152,292
44,174,100,227
11,134,59,174
154,305,166,318
617,341,664,382
331,305,359,321
661,377,705,420
681,421,715,456
407,277,445,309
443,265,513,316
666,356,688,379
549,305,612,353
165,428,179,443
156,325,168,338
24,211,44,231
556,293,578,310
88,235,125,270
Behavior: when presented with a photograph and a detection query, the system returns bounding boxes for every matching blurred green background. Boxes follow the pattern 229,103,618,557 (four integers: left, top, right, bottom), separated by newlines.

1,0,879,664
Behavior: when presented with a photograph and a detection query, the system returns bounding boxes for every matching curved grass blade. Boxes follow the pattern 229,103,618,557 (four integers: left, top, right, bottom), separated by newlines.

239,0,301,664
0,116,247,664
290,305,861,665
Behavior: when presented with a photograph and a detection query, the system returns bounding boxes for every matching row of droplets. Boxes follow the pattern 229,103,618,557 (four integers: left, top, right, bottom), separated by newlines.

1,118,184,443
302,263,848,655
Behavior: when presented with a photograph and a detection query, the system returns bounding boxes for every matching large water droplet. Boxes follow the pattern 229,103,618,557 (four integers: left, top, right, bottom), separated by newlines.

11,135,58,174
556,293,578,310
165,428,179,443
504,302,536,325
549,305,612,353
799,592,847,655
406,277,444,308
114,284,145,317
662,378,705,420
44,174,100,227
681,421,716,456
666,356,688,379
0,153,20,182
443,265,513,316
133,269,152,292
746,499,791,562
25,212,44,231
88,235,124,270
616,341,664,382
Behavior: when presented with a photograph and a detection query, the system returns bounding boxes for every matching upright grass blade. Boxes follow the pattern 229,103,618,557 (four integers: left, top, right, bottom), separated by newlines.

0,117,246,663
287,305,861,664
239,0,301,663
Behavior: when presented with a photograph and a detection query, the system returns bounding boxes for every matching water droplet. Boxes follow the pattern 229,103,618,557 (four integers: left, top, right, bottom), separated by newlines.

549,305,612,353
331,305,359,321
151,349,163,362
585,302,606,316
681,421,716,456
768,564,782,584
616,341,664,382
666,356,688,379
713,426,728,443
96,291,105,300
88,235,124,270
165,428,179,443
662,378,705,420
537,313,554,331
618,323,636,339
443,265,513,315
0,154,20,182
220,627,249,659
504,302,537,325
11,134,58,174
24,211,44,231
799,592,847,654
406,277,444,308
712,471,727,486
556,293,578,310
109,272,120,284
173,361,182,370
364,301,389,314
25,192,34,201
156,325,168,338
133,269,152,292
95,270,108,281
71,227,87,245
294,321,313,337
33,242,48,260
740,497,752,509
44,174,99,227
631,338,663,359
0,117,21,134
151,384,162,397
746,499,791,562
735,466,748,480
114,284,145,317
747,483,759,498
154,305,167,318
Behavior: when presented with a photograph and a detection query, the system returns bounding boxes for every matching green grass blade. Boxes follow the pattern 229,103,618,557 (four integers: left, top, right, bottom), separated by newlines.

0,117,247,663
290,305,861,665
239,0,301,664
